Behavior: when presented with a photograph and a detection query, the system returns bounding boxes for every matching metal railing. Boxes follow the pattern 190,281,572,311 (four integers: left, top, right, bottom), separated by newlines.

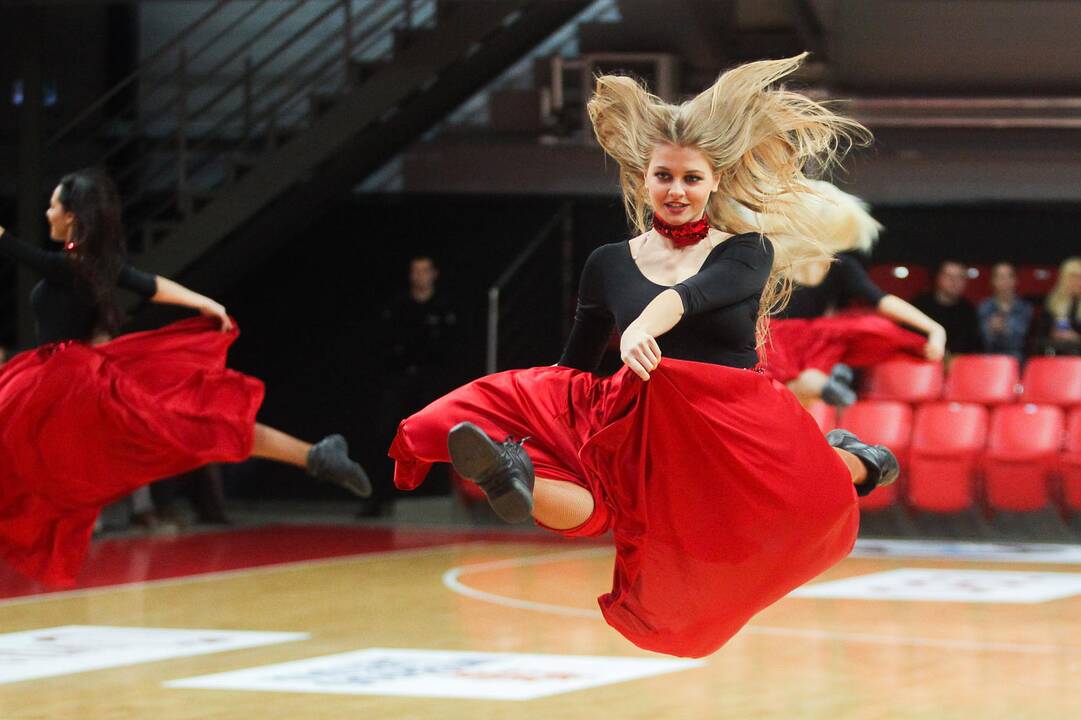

129,1,416,225
46,0,232,147
487,202,575,373
436,0,618,131
49,0,436,246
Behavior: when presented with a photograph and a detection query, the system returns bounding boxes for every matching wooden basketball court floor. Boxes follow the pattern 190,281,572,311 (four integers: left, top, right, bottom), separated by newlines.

1,524,1078,719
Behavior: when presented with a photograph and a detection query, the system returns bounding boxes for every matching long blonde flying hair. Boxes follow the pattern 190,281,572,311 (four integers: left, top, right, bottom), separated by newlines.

755,178,882,255
1046,257,1081,322
586,53,871,346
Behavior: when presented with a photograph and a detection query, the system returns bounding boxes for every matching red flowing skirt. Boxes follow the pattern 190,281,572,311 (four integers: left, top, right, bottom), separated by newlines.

390,359,859,658
0,317,264,587
764,314,927,383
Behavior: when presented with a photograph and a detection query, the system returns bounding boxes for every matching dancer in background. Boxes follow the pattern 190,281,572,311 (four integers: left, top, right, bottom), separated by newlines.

390,55,898,658
759,180,946,407
0,168,370,587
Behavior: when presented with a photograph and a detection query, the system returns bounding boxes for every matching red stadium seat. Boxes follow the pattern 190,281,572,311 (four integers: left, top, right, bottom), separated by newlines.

963,264,992,303
867,264,930,301
907,402,988,513
1061,408,1081,514
805,401,837,433
983,404,1064,512
943,354,1019,405
1016,265,1057,298
841,401,913,511
864,360,944,403
1020,357,1081,406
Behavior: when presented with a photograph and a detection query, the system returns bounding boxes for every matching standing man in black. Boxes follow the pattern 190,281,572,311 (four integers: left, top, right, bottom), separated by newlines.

912,260,982,355
359,255,459,517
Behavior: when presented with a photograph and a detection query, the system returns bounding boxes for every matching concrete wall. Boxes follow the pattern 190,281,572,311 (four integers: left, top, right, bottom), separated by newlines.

826,0,1081,92
399,125,1081,204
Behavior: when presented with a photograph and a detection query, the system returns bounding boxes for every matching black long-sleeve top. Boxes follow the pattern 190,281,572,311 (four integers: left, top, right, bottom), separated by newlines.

380,291,459,373
0,231,157,345
558,233,774,372
779,252,886,320
912,291,982,354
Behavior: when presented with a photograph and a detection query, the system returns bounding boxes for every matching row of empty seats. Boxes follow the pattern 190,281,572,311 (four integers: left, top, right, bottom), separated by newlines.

868,263,1058,302
809,356,1081,517
865,355,1081,406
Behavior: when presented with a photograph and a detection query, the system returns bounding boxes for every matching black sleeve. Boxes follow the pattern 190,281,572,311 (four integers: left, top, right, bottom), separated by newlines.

558,246,615,372
835,253,886,306
118,263,158,298
0,230,65,277
910,292,939,318
673,235,774,316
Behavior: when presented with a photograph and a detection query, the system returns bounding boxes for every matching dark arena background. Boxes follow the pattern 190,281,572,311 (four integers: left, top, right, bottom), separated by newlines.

1,2,1080,718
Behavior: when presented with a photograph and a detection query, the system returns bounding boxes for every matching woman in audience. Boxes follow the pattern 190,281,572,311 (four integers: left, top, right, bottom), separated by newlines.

978,262,1032,362
1043,257,1081,355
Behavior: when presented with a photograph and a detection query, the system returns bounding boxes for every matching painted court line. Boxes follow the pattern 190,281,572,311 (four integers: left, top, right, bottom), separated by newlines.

442,547,612,619
0,543,477,609
441,548,1081,656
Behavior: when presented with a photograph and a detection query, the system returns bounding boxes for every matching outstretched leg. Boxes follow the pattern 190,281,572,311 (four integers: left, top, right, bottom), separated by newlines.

251,422,371,497
447,422,604,532
447,422,535,522
826,429,899,497
787,364,856,408
834,448,868,487
786,369,829,407
532,477,595,530
251,423,310,467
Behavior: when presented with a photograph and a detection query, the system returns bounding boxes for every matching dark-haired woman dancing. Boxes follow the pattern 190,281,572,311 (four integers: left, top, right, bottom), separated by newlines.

0,169,369,587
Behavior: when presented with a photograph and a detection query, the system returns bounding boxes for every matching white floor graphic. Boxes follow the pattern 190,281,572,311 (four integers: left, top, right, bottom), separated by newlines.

166,648,704,701
851,538,1081,564
0,625,307,684
792,568,1081,603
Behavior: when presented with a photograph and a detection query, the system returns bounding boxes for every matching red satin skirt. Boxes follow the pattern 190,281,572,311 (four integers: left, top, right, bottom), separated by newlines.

764,314,927,383
390,359,859,658
0,317,264,587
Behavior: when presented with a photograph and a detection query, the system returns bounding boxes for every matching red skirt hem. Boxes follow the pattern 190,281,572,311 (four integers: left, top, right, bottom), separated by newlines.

764,313,927,383
389,359,859,657
0,316,264,587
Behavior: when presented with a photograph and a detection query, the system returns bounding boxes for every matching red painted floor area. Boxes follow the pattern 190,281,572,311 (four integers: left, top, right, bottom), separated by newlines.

0,524,590,601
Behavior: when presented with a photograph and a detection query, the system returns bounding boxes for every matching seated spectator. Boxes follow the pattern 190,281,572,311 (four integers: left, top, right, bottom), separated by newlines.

1044,256,1081,355
912,260,982,354
978,262,1032,361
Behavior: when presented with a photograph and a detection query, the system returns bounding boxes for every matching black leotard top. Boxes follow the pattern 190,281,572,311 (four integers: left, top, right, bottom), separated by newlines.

558,232,774,372
779,252,885,320
0,231,157,345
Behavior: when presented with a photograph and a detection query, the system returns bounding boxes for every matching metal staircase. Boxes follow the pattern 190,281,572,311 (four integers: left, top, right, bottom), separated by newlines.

46,0,592,290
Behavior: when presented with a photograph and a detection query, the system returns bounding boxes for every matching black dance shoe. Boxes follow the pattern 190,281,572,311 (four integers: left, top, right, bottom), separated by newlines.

822,363,857,408
307,434,372,498
448,422,535,523
826,428,900,497
830,363,855,386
